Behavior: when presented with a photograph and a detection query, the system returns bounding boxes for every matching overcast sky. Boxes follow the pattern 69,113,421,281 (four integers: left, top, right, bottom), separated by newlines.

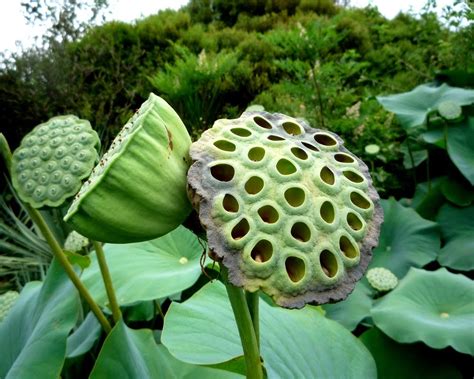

0,0,459,53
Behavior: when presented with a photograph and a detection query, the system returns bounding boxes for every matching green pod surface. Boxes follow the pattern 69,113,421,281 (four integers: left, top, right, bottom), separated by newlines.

188,111,383,308
64,93,192,243
11,115,100,208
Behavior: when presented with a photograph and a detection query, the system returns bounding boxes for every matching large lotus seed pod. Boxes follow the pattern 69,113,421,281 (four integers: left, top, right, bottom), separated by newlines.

188,111,383,308
366,267,398,292
11,116,100,208
64,93,192,243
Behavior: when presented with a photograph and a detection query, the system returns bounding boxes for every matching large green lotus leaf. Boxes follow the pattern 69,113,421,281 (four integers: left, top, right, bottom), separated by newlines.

447,117,474,185
377,84,474,129
0,259,81,379
360,327,462,379
371,268,474,355
162,281,376,378
370,198,439,277
90,320,242,379
81,226,205,307
322,281,373,331
436,204,474,271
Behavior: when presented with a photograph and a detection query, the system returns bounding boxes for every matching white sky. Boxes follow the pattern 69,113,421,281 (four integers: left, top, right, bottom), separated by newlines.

0,0,460,53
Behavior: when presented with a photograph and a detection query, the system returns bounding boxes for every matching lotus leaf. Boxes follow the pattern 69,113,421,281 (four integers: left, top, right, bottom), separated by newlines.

81,226,205,307
436,203,474,271
371,268,474,355
370,198,439,277
377,83,474,129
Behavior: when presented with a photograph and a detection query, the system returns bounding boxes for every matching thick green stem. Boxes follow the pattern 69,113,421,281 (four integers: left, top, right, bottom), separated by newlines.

245,291,260,348
27,206,112,334
221,266,263,379
93,241,121,324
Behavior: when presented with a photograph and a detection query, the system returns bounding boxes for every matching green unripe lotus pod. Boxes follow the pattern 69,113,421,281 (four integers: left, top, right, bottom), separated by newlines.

437,101,462,121
188,111,383,308
11,116,100,208
0,291,19,322
64,231,89,252
64,93,192,243
366,267,398,292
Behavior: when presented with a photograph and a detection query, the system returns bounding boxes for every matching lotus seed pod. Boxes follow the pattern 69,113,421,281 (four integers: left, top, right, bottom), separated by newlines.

64,230,89,252
0,291,19,322
366,267,398,292
188,111,383,308
437,101,462,121
64,93,192,243
11,116,100,208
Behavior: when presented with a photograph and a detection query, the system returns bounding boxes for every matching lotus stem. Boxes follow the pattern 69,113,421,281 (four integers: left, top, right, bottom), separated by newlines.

245,291,260,348
93,241,121,324
221,265,263,379
28,206,112,333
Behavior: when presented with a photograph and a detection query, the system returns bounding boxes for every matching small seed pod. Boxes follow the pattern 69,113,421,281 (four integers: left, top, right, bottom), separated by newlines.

187,111,383,308
11,115,100,208
64,93,192,243
0,291,19,322
366,267,398,292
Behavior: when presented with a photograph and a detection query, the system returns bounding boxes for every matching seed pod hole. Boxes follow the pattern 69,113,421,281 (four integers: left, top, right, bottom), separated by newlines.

320,166,335,185
334,153,355,164
350,192,371,209
302,142,320,152
284,187,305,207
343,170,364,183
248,147,265,162
258,205,279,224
231,218,250,240
210,164,235,182
282,121,302,136
245,176,264,195
268,135,285,141
291,147,308,160
320,201,335,223
223,194,239,213
251,240,273,263
339,236,358,259
231,128,252,137
285,256,306,282
320,250,338,277
214,140,236,152
314,133,337,146
291,222,311,242
347,212,363,231
276,159,297,175
253,116,272,130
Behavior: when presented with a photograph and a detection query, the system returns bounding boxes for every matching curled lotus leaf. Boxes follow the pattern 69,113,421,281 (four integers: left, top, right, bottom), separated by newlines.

11,115,100,208
187,111,383,308
65,93,192,243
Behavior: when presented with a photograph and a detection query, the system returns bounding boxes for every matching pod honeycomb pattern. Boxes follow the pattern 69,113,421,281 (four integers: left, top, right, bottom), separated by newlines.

188,111,383,308
11,115,100,208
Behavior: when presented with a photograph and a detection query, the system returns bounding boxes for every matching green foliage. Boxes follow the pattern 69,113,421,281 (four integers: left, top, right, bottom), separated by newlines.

162,280,376,378
0,2,473,378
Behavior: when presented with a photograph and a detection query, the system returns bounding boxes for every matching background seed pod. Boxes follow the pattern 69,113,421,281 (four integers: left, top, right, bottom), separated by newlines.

11,115,100,208
64,93,192,243
0,291,19,322
188,111,383,308
367,267,398,292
